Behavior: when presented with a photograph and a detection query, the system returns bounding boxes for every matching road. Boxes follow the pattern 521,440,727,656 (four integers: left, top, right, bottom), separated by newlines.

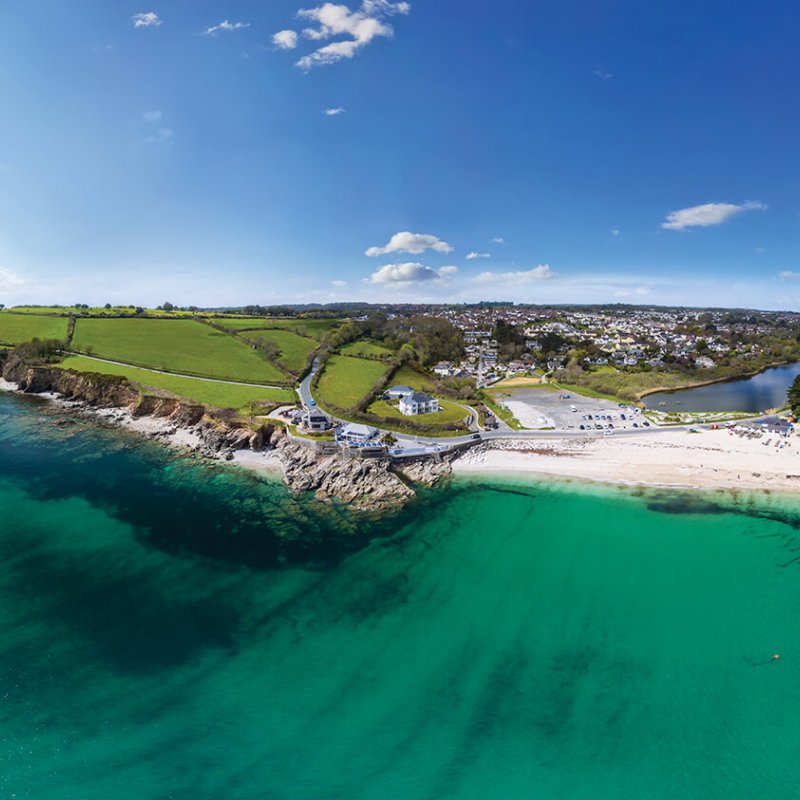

296,357,725,453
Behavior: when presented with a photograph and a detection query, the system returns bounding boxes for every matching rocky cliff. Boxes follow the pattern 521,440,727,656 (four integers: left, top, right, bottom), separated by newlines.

0,358,452,510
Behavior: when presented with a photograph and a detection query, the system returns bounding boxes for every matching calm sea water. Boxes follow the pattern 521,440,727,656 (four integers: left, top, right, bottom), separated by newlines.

2,390,800,799
645,362,800,413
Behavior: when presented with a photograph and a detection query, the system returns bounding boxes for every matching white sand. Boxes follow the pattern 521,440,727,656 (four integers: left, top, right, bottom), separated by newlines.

454,428,800,493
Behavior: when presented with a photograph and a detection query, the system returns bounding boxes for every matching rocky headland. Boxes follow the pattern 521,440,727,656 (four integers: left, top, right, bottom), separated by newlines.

0,352,452,510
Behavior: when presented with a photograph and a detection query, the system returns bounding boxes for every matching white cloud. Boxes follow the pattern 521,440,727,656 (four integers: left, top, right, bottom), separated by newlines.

612,228,620,237
282,0,410,70
661,201,766,231
365,231,452,257
145,128,174,144
491,237,505,244
593,68,613,80
614,287,649,298
142,110,162,123
466,251,490,260
273,29,299,49
132,12,162,29
473,265,555,284
367,262,440,284
0,268,24,293
438,265,458,276
323,107,346,115
331,279,348,286
778,271,800,280
204,20,250,36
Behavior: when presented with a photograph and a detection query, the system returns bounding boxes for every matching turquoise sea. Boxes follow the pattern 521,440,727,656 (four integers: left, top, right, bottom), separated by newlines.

1,389,800,799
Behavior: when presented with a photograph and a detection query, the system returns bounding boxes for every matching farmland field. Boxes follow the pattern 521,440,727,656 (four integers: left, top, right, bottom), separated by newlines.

209,317,342,339
239,330,316,373
339,341,394,359
316,355,387,408
71,319,287,384
0,313,69,345
59,356,295,410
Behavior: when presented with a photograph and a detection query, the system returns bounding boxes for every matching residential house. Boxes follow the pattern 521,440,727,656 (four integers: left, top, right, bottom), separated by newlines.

399,392,440,416
340,423,379,444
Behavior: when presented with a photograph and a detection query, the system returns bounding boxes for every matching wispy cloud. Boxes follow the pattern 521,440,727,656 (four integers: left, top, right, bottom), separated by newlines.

275,1,410,70
367,262,440,285
778,271,800,280
661,201,766,231
132,12,162,29
593,68,613,80
142,110,162,123
0,268,24,293
145,128,174,144
204,20,250,36
491,236,505,244
466,251,490,260
366,231,452,257
473,265,555,284
323,107,346,116
273,30,299,49
438,265,458,276
331,279,348,287
612,228,620,237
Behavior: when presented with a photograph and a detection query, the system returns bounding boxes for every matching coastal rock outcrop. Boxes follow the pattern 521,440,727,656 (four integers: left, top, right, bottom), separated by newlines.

0,358,425,510
271,433,415,511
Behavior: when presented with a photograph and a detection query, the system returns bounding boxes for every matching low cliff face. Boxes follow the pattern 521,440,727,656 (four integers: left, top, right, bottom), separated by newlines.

0,359,447,510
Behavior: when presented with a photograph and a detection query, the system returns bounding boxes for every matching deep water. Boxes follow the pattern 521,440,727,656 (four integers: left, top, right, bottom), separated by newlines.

1,390,800,799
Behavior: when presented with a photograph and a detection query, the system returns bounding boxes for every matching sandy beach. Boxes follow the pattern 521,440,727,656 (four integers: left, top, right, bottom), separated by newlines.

454,428,800,493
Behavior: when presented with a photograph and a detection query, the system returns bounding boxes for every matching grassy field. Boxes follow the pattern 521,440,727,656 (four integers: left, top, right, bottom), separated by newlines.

0,313,69,344
59,356,295,411
389,364,438,392
239,330,317,373
316,355,387,408
369,398,469,425
492,375,544,388
71,318,287,384
209,317,342,340
339,341,394,359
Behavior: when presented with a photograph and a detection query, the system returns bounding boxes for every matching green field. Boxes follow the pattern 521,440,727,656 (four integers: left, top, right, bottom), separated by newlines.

239,330,317,373
389,364,438,392
209,317,342,340
316,355,387,408
71,319,287,384
369,398,469,425
339,341,394,359
59,356,295,411
0,313,69,345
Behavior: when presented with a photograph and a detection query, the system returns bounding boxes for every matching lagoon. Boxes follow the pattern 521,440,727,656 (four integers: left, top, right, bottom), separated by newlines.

645,361,800,413
1,389,800,799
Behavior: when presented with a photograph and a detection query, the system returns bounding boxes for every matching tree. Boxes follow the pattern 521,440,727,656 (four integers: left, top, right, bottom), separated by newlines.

788,374,800,416
162,302,175,312
104,303,112,310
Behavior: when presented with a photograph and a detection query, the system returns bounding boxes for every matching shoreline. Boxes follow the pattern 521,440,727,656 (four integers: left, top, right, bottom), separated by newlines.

0,378,284,479
452,428,800,495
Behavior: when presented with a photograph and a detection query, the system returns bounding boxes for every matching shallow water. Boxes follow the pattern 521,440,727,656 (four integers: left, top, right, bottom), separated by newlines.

1,390,800,798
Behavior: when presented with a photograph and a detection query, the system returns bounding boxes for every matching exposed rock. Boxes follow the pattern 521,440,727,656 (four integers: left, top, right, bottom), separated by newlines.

273,435,414,511
394,456,453,487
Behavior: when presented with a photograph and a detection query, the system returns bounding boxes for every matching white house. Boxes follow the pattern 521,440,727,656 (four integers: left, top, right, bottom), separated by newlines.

399,392,440,416
340,423,379,444
386,385,414,400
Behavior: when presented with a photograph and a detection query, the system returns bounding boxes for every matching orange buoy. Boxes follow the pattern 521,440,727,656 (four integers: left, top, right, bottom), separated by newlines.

773,654,781,660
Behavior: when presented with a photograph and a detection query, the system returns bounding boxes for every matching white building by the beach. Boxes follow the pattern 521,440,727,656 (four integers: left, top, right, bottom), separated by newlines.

340,423,379,444
399,392,440,416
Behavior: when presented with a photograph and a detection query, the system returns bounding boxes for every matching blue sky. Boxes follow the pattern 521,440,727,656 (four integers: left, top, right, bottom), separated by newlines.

0,0,799,309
